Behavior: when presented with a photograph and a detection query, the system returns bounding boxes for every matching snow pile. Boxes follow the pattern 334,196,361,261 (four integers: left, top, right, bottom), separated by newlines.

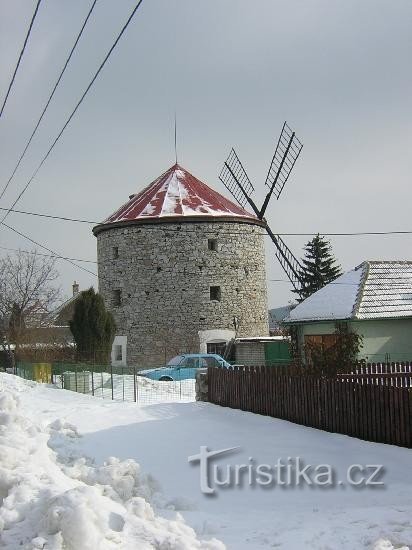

0,382,224,549
373,541,409,550
2,373,412,549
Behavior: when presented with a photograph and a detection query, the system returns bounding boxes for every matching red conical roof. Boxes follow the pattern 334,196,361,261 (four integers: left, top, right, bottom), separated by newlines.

100,164,258,226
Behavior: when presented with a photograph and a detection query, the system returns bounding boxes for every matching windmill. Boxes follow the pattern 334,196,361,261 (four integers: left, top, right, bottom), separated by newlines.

219,122,304,297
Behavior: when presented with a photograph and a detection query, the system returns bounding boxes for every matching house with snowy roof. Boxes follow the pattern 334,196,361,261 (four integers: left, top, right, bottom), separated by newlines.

16,282,81,346
284,261,412,363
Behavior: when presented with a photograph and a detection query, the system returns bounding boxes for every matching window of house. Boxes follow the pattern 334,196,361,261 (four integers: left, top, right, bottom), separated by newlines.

304,334,337,350
210,286,221,301
208,239,217,251
304,334,337,363
113,289,122,306
207,342,226,355
113,246,119,259
114,345,122,361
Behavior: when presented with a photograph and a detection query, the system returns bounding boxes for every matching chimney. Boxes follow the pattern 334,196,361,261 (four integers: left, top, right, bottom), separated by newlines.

72,281,79,297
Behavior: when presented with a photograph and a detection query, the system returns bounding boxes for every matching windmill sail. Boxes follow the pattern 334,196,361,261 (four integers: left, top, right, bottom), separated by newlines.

219,121,304,296
259,122,303,218
265,224,303,295
219,149,260,217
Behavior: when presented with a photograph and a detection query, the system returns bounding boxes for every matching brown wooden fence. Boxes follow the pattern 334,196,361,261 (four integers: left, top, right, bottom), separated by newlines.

208,364,412,448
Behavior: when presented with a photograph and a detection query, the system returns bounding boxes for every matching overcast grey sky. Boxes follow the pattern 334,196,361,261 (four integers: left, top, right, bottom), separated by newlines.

0,0,411,308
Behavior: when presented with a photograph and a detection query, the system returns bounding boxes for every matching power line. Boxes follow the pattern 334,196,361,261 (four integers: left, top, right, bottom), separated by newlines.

269,278,412,289
0,0,145,227
1,205,412,238
1,237,412,290
1,221,97,276
0,0,42,119
0,0,98,203
276,231,412,237
0,206,98,224
0,244,97,264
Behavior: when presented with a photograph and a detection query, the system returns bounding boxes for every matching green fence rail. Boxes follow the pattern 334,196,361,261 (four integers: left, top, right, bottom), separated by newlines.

15,361,196,405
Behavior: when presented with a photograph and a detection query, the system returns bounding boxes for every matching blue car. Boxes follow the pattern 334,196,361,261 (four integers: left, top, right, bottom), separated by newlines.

139,353,232,382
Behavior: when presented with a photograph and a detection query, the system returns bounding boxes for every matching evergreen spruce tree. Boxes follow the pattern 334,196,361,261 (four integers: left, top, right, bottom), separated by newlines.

69,288,116,364
295,234,342,300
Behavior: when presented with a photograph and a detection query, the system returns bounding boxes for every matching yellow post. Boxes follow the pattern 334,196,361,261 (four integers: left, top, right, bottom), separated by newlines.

32,363,52,383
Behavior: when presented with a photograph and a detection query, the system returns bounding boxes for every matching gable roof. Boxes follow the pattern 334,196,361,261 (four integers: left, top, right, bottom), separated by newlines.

50,294,78,324
286,261,412,323
96,164,258,230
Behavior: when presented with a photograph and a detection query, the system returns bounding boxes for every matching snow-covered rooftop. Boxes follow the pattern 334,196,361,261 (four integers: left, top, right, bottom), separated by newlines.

286,261,412,323
98,163,258,227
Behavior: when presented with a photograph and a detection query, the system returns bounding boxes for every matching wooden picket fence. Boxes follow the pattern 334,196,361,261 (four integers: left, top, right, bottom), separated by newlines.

338,361,412,387
208,363,412,448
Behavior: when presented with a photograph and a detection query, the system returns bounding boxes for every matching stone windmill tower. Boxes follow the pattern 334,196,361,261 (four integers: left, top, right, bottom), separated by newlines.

93,163,269,367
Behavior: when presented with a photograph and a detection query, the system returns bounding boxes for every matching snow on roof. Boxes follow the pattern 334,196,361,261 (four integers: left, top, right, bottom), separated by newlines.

100,163,258,226
286,261,412,323
357,261,412,319
287,266,364,322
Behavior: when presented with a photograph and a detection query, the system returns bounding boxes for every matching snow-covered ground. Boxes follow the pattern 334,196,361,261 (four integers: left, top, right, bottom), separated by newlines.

1,373,412,549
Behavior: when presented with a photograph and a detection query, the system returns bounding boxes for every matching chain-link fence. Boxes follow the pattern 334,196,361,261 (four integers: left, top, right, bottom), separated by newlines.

15,362,196,405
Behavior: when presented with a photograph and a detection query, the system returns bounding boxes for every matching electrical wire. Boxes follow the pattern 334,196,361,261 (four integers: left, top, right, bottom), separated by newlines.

0,0,42,119
1,237,412,291
0,206,97,224
0,0,98,203
269,279,412,290
1,221,97,276
0,0,145,227
2,204,412,237
0,244,97,264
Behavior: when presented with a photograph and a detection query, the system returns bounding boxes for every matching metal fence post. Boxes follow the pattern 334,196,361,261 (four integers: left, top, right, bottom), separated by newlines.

133,365,137,403
91,364,94,396
110,363,114,400
75,364,78,393
121,366,125,401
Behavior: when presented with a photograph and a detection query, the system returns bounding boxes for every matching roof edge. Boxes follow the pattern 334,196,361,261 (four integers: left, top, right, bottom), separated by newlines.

93,215,266,236
351,261,369,319
285,314,412,324
283,316,351,325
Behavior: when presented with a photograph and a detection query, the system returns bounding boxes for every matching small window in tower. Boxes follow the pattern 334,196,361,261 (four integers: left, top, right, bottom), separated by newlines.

210,286,221,302
208,239,217,251
112,289,122,306
113,246,119,259
114,345,122,361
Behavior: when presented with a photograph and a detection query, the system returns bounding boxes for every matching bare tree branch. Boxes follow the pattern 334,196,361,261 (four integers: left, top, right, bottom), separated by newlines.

0,250,61,335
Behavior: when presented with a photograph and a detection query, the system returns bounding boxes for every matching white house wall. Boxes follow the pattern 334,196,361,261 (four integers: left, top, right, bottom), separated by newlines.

111,335,127,367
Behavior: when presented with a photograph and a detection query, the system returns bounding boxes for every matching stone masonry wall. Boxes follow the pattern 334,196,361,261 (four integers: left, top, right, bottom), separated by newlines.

96,220,269,366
